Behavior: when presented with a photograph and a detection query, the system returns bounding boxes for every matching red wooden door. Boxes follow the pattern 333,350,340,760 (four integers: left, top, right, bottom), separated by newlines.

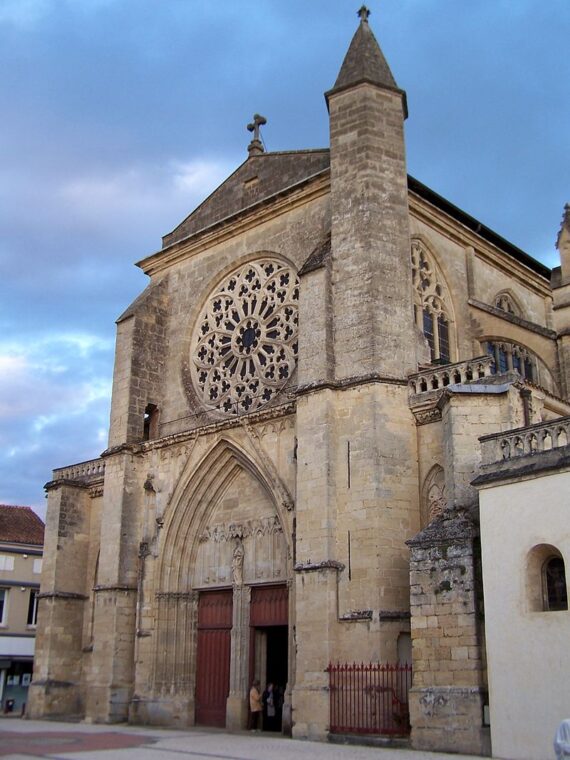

195,589,233,727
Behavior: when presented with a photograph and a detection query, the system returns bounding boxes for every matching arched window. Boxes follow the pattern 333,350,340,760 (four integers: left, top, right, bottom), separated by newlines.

527,544,568,612
544,556,568,611
484,341,536,382
411,240,454,364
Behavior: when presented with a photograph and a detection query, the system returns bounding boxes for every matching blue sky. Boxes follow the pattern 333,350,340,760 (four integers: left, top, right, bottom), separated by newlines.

1,0,568,518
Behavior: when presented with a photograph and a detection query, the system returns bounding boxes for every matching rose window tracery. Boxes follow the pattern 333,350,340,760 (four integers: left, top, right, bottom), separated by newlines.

191,259,299,415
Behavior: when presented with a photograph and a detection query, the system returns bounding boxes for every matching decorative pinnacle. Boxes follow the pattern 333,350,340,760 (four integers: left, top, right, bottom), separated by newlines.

357,5,370,22
247,113,267,156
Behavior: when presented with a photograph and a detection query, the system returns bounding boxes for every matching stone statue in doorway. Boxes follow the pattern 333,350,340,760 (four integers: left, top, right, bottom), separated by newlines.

232,539,244,586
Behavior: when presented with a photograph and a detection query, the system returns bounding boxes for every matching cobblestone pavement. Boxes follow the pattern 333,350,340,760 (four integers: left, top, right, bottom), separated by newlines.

0,718,489,760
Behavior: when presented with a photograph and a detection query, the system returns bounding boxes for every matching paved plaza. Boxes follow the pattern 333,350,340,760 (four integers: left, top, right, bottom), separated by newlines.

0,718,490,760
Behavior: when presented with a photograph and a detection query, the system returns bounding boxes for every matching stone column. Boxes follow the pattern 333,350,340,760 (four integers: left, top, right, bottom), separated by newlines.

28,481,90,719
407,511,490,756
84,448,139,723
226,584,251,730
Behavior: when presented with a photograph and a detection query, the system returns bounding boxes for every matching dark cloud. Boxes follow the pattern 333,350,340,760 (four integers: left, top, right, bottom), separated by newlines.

1,0,568,514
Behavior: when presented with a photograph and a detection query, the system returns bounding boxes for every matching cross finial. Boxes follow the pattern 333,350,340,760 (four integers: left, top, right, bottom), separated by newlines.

247,113,266,142
357,5,370,22
247,113,267,156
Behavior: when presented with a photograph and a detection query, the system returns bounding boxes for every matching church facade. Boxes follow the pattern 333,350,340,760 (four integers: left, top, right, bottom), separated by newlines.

29,10,570,759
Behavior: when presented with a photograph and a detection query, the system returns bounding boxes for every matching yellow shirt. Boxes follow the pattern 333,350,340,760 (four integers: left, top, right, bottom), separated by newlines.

249,686,262,712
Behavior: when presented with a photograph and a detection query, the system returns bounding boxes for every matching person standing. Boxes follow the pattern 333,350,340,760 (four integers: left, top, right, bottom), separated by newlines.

262,682,276,731
249,679,262,731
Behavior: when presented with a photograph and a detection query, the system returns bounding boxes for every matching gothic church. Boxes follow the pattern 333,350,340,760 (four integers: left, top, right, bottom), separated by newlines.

30,10,570,760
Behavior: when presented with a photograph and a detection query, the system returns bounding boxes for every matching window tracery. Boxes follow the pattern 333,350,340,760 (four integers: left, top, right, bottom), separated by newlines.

191,259,299,416
484,341,536,382
411,240,453,364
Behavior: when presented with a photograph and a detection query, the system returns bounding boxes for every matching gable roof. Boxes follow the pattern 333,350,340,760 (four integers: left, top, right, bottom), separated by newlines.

162,150,330,248
0,505,45,546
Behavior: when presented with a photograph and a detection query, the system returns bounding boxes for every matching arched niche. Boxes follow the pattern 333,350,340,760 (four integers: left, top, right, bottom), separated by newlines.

420,464,447,528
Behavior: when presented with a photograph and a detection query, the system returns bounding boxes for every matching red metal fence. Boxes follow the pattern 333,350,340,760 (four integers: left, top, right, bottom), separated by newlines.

326,662,412,736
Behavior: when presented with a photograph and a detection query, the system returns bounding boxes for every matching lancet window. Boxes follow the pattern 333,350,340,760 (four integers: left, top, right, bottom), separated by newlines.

411,239,454,364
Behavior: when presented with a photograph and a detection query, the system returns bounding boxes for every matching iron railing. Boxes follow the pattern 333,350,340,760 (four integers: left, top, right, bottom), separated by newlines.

327,661,412,736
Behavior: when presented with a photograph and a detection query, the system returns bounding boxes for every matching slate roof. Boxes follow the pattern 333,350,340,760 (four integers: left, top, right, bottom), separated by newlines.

0,505,45,546
329,13,398,94
324,12,407,118
299,232,331,276
162,150,330,248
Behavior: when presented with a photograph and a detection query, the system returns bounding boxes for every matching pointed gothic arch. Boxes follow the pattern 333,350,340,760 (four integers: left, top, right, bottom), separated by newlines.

494,289,523,317
157,435,293,593
151,436,293,701
411,238,456,364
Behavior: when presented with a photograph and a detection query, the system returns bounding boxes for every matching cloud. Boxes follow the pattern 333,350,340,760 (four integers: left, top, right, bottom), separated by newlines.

0,332,114,511
58,158,232,228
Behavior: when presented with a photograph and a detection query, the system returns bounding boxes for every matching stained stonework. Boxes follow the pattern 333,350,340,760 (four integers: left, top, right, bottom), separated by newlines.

30,10,570,758
407,512,490,756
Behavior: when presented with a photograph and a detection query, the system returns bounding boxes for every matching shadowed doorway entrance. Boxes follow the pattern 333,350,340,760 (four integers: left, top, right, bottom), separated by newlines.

249,584,288,732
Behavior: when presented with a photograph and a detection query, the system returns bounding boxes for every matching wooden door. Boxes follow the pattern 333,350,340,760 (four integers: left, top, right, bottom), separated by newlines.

195,589,233,727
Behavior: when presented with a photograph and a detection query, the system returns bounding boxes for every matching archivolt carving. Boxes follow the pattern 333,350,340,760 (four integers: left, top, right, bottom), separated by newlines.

157,436,293,593
190,259,299,416
243,420,294,511
199,515,283,543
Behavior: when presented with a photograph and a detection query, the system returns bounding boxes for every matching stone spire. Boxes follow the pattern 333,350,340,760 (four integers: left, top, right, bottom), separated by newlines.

326,5,407,116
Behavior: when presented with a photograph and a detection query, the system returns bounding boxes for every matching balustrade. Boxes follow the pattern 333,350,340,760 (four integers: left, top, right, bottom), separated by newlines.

53,458,105,482
480,417,570,465
408,356,493,395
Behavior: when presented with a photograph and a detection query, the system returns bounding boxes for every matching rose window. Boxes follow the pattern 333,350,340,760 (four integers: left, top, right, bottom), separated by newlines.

191,260,299,415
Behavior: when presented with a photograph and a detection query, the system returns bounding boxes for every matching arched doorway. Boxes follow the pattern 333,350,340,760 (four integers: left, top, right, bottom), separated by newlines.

153,438,293,730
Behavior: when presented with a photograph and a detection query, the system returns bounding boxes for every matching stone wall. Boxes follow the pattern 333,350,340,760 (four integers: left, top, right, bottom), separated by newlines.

407,512,490,756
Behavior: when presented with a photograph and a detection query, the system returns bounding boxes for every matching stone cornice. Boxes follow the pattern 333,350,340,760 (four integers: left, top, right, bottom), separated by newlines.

144,400,296,453
37,591,88,601
468,298,556,339
297,373,407,397
93,584,137,593
294,560,345,573
409,192,552,296
44,478,90,492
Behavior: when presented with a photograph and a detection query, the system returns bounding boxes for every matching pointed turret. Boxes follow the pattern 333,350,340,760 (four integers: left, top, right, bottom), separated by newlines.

327,7,415,380
326,5,407,116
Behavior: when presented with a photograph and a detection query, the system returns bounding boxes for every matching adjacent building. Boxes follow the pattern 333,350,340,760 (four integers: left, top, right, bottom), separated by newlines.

0,505,45,713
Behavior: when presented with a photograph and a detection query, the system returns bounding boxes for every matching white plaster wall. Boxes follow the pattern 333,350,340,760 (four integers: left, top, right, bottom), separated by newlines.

479,469,570,760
